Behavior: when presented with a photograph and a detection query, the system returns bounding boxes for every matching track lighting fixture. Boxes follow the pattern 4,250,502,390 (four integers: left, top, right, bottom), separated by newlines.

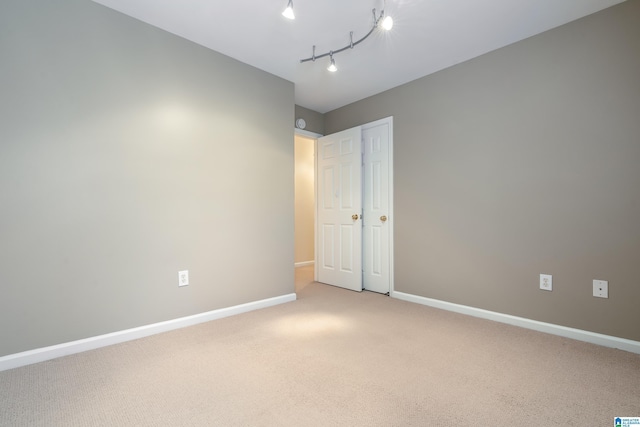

282,0,294,20
297,0,393,72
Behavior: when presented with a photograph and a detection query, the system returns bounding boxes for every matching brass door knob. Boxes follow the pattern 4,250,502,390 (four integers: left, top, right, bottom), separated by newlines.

380,215,388,222
352,214,359,221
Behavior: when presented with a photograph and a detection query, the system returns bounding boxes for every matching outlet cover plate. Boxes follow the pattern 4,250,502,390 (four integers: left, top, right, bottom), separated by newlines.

540,274,552,291
593,280,608,298
178,270,189,287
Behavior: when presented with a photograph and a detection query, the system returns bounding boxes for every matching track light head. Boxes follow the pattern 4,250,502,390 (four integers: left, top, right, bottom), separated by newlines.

282,0,294,20
381,15,393,30
327,53,337,72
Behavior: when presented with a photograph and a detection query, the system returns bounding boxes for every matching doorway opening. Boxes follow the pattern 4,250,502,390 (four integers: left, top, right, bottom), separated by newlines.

294,134,316,268
294,132,318,293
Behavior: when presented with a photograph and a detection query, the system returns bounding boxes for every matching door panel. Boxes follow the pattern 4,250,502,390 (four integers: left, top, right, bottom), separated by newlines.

340,224,355,272
321,166,334,209
321,224,335,269
316,127,363,291
370,225,382,275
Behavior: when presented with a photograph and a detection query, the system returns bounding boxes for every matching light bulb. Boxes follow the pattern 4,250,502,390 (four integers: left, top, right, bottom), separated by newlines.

282,7,294,19
381,15,393,31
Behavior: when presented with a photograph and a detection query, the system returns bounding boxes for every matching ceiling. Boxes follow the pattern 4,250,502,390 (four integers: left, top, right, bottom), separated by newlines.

92,0,625,113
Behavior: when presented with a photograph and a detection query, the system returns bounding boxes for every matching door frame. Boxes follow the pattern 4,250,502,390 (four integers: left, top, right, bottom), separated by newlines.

295,117,394,295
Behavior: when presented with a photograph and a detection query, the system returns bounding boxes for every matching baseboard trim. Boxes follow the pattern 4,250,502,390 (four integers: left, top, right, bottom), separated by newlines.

392,291,640,354
295,261,315,268
0,293,297,372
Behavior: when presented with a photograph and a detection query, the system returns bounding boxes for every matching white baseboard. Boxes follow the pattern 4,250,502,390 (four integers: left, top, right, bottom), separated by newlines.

0,293,297,372
295,261,315,268
392,291,640,354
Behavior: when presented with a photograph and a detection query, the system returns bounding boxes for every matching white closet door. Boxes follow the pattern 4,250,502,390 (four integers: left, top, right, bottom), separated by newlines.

363,121,391,294
316,126,363,292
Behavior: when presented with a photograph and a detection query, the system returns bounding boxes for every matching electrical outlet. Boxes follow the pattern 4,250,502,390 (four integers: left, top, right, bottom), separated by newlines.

540,274,552,291
593,280,608,298
178,270,189,287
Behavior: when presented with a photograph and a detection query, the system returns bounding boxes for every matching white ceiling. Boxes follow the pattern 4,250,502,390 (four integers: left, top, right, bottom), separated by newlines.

92,0,625,113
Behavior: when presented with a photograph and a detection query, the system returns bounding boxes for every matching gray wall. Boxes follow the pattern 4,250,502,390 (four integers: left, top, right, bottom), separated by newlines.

294,105,325,135
0,0,294,357
325,1,640,341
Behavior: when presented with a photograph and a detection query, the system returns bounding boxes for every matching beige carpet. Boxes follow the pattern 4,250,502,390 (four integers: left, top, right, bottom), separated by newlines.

1,265,639,426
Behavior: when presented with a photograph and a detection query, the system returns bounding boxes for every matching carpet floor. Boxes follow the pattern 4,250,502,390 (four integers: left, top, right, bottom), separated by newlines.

1,265,639,426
